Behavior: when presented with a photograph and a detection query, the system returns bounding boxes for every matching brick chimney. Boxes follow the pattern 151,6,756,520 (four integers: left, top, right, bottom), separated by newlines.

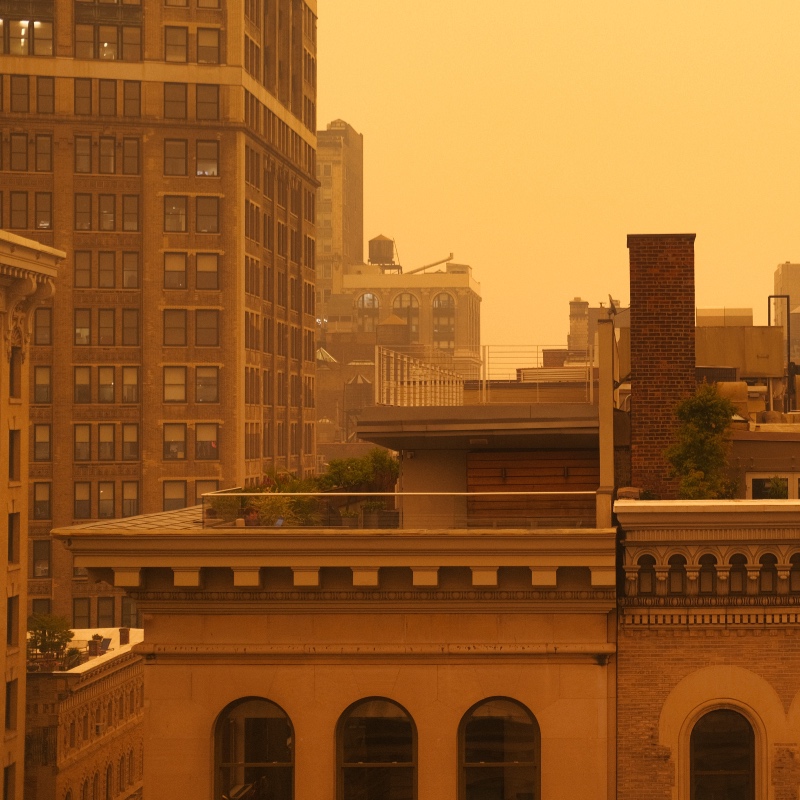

119,627,130,646
628,233,696,498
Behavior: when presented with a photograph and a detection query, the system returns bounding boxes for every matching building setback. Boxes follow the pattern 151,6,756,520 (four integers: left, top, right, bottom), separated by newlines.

0,0,319,627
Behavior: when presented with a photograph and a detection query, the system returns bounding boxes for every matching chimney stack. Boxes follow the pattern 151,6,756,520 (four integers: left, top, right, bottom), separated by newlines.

119,627,130,646
628,233,696,498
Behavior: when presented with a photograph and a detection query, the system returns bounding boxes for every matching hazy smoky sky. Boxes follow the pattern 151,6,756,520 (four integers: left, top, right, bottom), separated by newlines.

317,1,800,346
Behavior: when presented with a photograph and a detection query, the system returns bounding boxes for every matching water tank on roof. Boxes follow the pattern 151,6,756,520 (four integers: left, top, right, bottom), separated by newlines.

369,235,394,266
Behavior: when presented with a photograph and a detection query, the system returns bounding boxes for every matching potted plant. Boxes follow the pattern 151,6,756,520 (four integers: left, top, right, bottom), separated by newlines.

361,499,385,528
339,508,359,528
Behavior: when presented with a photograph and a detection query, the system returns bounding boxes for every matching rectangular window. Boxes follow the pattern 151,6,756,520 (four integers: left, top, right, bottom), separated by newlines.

5,679,18,731
74,483,91,519
74,309,91,345
74,78,91,114
196,253,219,289
122,424,139,460
197,28,220,64
99,136,115,173
122,309,139,345
9,20,29,55
32,540,50,578
123,81,140,116
122,195,139,231
164,140,187,175
98,25,118,60
98,366,115,402
73,598,90,628
164,82,187,118
10,134,27,170
196,366,219,402
163,366,187,402
163,310,187,346
34,366,51,403
98,79,116,114
35,134,52,171
99,194,115,231
98,425,115,460
33,425,50,461
98,251,115,288
10,192,27,229
8,430,20,481
31,599,51,617
196,140,219,176
6,596,18,645
74,425,91,461
7,514,19,565
75,136,92,173
196,309,219,346
98,483,114,519
123,252,139,288
100,314,120,344
33,20,53,55
74,367,91,403
195,423,218,459
35,193,52,230
163,424,186,460
196,84,219,120
165,26,188,61
196,480,219,503
196,197,219,233
122,367,139,402
10,75,29,112
75,24,94,58
37,76,54,113
164,252,187,288
2,763,14,800
122,138,139,173
75,194,91,230
164,196,187,231
33,483,51,520
122,482,139,518
163,481,187,511
97,596,114,626
121,26,141,61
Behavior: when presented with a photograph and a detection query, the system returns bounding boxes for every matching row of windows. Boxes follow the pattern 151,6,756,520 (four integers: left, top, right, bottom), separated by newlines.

164,309,220,347
75,251,141,290
164,26,220,63
0,191,52,230
1,132,53,171
74,193,140,232
71,597,139,631
0,19,53,56
73,308,140,347
74,136,140,175
75,22,141,61
32,365,140,405
34,423,140,463
64,753,139,800
163,195,220,233
163,423,219,460
164,139,219,176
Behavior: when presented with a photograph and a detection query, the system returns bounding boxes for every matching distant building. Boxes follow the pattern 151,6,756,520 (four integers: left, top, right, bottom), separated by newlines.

773,261,800,362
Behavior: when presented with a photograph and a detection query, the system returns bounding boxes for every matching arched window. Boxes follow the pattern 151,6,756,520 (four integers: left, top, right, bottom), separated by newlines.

759,553,778,594
81,779,89,800
127,751,134,785
356,293,380,333
105,765,112,800
65,792,73,800
118,756,126,790
459,698,539,800
790,553,800,592
215,697,293,800
690,709,754,799
729,554,748,595
637,555,656,595
392,293,420,341
432,293,455,352
92,773,99,800
668,554,687,594
698,554,717,594
338,698,415,800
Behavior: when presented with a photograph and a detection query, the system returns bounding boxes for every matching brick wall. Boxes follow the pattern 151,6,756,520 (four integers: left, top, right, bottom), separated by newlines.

628,234,696,498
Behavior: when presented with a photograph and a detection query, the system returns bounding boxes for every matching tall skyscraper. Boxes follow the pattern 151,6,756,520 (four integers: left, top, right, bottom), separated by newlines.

0,0,318,626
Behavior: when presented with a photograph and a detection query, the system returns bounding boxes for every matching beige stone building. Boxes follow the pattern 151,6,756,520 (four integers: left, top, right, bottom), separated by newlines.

0,230,62,800
0,0,318,628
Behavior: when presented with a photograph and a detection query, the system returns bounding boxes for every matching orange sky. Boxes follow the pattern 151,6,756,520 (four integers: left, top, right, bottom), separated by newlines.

317,1,800,346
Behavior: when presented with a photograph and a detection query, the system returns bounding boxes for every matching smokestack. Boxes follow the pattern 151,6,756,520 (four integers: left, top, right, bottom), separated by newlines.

119,627,130,646
628,233,696,499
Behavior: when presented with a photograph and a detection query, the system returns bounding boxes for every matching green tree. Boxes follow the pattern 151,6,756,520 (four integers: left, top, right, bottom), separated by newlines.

664,383,738,499
27,614,74,660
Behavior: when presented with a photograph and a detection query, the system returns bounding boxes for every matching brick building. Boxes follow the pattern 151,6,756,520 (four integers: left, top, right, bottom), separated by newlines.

0,0,319,628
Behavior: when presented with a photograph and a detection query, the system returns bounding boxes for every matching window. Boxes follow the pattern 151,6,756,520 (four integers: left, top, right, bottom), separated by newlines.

123,196,139,231
729,554,748,595
163,481,186,511
760,553,778,594
356,293,379,333
5,679,18,731
74,483,91,519
196,141,218,176
98,425,115,460
74,367,91,403
2,764,15,800
197,28,220,64
121,26,141,61
75,78,92,114
164,310,187,346
10,75,29,112
35,193,52,229
121,138,139,174
196,196,219,232
35,135,52,171
9,348,20,399
98,309,115,345
7,515,19,565
698,554,717,594
32,540,50,578
8,429,20,480
123,81,140,116
74,425,91,461
195,423,218,459
37,77,54,113
690,709,754,800
98,79,116,114
99,194,115,231
98,483,114,519
123,252,139,289
31,599,51,617
164,253,187,288
196,84,219,119
164,196,187,231
122,424,139,460
164,140,187,175
74,251,91,287
73,598,90,628
196,480,219,504
122,367,139,403
75,137,92,173
339,698,415,800
165,27,188,61
75,194,92,230
196,253,219,289
74,310,91,345
196,310,219,346
432,293,456,352
668,554,687,594
163,424,186,460
99,137,115,173
122,309,139,345
215,698,293,800
10,134,27,170
34,483,51,520
460,698,539,800
6,595,19,645
34,308,52,345
76,24,94,58
122,483,139,518
99,26,118,60
164,367,187,402
33,425,51,461
10,192,27,229
97,367,115,403
34,366,51,403
196,367,219,402
98,252,115,288
164,83,187,118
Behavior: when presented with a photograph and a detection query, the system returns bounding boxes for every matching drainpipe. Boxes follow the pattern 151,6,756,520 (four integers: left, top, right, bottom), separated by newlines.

596,318,615,528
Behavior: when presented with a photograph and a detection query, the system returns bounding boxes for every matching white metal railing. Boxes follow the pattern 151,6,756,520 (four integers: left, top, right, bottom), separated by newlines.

375,347,463,406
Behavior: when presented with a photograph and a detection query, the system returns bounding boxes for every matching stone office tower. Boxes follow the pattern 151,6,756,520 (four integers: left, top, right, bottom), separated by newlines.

0,0,318,626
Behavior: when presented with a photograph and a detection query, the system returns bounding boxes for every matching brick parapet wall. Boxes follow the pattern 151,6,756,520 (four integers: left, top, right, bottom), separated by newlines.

628,234,696,498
